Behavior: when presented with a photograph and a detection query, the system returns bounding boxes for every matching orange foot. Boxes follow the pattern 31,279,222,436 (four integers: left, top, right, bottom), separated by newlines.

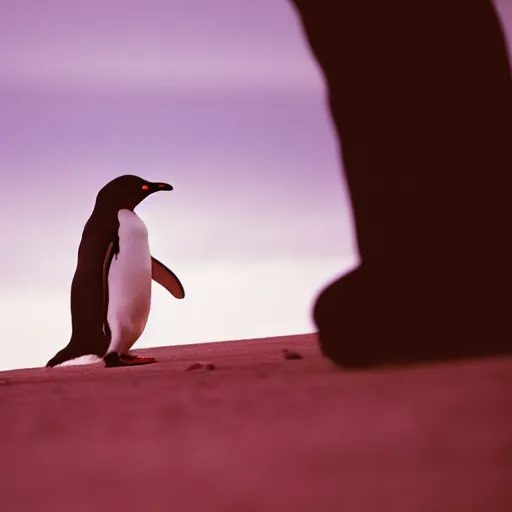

120,353,157,365
104,352,157,367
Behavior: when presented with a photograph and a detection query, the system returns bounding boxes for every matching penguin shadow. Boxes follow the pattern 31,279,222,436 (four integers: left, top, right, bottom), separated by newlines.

293,0,512,368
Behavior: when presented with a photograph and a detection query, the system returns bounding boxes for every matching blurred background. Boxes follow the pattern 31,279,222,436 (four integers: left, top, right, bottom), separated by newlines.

0,0,510,371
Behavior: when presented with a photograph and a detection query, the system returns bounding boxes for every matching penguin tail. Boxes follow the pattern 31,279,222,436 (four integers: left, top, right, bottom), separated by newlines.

46,345,91,368
46,348,72,368
47,334,110,367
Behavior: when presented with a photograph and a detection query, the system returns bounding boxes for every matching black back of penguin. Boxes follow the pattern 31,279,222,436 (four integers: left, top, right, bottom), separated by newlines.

46,175,172,367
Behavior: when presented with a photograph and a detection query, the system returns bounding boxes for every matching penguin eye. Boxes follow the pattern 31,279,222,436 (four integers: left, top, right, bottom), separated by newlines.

142,185,149,191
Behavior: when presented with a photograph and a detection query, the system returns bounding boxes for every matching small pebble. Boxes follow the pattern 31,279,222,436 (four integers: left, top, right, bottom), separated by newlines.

282,349,303,360
186,361,216,371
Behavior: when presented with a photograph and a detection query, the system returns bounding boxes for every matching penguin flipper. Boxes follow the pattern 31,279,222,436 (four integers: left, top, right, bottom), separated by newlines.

151,256,185,299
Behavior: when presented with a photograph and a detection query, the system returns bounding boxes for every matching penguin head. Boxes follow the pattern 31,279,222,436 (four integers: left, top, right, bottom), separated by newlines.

95,175,173,211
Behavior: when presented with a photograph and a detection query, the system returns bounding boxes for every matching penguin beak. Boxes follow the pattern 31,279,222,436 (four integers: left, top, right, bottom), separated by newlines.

150,182,173,192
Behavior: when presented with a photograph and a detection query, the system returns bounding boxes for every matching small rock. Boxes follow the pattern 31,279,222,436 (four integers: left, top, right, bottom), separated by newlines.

186,361,216,371
282,349,303,360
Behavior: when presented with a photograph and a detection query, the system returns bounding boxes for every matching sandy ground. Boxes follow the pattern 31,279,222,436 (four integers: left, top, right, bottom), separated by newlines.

1,333,511,511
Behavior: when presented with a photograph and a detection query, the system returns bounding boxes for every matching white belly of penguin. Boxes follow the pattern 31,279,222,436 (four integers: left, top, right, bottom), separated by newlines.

107,209,152,355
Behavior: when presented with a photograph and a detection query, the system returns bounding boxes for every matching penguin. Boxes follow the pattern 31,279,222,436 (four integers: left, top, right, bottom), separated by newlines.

46,175,185,368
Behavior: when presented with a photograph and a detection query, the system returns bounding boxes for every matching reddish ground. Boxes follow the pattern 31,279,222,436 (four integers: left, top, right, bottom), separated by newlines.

1,333,511,511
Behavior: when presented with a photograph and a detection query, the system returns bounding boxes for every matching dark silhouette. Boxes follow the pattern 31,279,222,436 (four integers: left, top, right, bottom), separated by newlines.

290,1,512,367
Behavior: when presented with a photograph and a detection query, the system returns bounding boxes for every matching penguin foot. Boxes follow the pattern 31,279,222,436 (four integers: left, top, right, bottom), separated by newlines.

104,352,156,367
118,353,138,361
120,353,156,365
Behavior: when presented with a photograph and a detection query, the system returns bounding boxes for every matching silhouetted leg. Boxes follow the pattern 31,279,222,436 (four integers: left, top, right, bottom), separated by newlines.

290,0,512,366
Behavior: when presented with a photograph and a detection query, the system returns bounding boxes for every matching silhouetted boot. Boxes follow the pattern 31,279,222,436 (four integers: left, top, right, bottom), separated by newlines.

292,0,512,367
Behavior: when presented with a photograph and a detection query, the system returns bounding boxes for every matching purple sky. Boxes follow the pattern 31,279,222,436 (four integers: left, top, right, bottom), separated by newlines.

0,0,510,370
